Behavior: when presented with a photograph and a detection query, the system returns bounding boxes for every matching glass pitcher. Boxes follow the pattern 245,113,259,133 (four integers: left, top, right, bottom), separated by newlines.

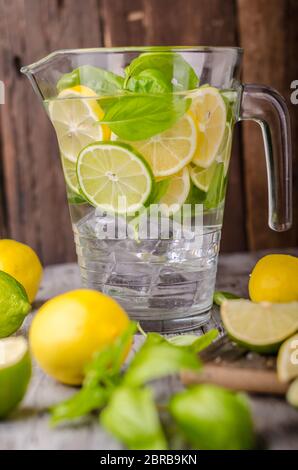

21,47,292,332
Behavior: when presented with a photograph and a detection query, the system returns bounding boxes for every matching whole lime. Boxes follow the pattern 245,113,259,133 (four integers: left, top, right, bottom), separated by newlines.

0,336,31,419
0,271,31,338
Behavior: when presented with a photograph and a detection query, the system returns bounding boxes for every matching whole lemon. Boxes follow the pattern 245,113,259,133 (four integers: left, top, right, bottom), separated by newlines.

249,254,298,303
0,239,42,303
29,289,130,385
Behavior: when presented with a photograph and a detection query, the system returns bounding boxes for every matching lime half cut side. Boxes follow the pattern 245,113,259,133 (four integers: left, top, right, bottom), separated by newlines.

77,142,154,214
287,378,298,408
221,300,298,354
0,336,31,418
277,333,298,383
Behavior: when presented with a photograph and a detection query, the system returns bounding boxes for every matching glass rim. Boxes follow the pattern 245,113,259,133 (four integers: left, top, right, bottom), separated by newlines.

21,45,243,74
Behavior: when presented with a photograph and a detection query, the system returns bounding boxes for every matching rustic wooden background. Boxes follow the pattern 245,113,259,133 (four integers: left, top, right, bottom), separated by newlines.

0,0,297,265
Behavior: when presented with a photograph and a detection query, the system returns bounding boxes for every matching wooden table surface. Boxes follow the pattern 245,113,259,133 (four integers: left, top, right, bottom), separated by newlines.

1,251,298,450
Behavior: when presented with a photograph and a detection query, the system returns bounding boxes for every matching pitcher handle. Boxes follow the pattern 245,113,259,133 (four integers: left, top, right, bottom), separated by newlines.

239,84,292,231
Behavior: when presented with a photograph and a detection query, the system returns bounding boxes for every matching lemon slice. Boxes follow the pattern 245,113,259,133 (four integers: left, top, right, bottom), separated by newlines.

159,167,190,215
61,154,80,194
48,85,110,162
189,161,217,192
216,123,232,176
221,300,298,354
77,142,154,214
0,337,31,418
277,334,298,382
130,113,197,177
191,87,227,168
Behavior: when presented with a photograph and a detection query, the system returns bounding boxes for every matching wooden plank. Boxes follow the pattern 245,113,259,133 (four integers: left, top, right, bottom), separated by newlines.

237,0,298,250
0,0,102,264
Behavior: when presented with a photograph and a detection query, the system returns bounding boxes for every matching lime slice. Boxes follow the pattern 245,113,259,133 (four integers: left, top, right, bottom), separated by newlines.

48,85,110,162
0,271,31,338
189,161,217,192
221,300,298,353
191,87,227,168
287,378,298,408
130,113,197,177
77,142,154,214
0,336,31,418
61,154,80,194
159,167,190,215
277,334,298,382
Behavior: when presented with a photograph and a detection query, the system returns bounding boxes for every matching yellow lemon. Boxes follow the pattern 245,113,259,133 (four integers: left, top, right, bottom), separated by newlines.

0,239,42,303
249,254,298,303
29,289,130,385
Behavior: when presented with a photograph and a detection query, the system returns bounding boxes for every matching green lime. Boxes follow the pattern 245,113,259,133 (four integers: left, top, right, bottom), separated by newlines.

61,153,80,195
77,142,154,214
0,336,31,418
277,334,298,382
0,271,31,338
169,384,254,450
221,300,298,353
287,378,298,408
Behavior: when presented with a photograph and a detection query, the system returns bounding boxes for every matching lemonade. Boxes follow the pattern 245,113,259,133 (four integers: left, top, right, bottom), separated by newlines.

41,52,237,331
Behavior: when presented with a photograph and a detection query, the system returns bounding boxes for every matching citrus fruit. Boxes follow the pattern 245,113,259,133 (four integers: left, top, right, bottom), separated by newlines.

221,299,298,353
249,254,298,303
216,123,232,176
159,167,190,215
169,384,254,450
191,87,227,168
130,113,197,177
277,333,298,382
61,153,80,194
0,336,31,418
48,85,110,162
287,378,298,408
77,142,154,214
29,289,131,385
0,239,42,303
189,161,217,192
0,271,31,337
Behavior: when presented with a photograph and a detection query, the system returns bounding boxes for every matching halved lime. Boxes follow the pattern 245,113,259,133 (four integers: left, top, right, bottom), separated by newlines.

287,378,298,408
77,142,154,214
0,336,31,418
0,271,31,338
277,334,298,382
61,154,80,194
221,300,298,353
189,161,217,192
159,167,190,215
48,85,110,162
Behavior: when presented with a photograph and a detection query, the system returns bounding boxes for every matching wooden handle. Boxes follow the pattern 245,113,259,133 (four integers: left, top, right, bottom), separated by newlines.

181,364,288,395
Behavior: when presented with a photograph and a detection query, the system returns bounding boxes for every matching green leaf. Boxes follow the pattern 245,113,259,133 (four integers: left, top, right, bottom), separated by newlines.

204,163,226,209
57,65,124,96
124,333,201,386
169,384,255,450
149,178,171,204
100,386,168,450
50,386,108,426
101,95,191,141
168,329,219,353
126,68,172,94
213,291,241,306
125,52,199,92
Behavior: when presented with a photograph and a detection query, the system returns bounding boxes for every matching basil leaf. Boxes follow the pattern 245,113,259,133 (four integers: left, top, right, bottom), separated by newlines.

124,333,201,386
125,52,199,92
50,386,108,426
57,65,124,95
149,178,171,204
101,95,190,141
213,291,241,306
204,163,226,209
126,68,172,94
168,329,219,353
169,384,255,450
100,386,168,450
